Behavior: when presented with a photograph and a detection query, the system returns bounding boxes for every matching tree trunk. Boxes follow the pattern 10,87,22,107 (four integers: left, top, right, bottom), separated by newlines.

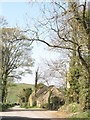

2,74,8,103
48,91,52,109
84,4,90,109
35,68,39,94
78,46,90,110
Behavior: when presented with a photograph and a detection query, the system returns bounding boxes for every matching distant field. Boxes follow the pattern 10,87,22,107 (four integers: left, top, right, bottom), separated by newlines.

7,83,34,103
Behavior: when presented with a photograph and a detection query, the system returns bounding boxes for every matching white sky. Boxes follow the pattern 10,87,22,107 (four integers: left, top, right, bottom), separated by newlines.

0,0,61,2
0,0,89,2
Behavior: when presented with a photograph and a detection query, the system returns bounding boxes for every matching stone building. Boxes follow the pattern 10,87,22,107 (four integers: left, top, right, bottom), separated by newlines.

28,85,64,109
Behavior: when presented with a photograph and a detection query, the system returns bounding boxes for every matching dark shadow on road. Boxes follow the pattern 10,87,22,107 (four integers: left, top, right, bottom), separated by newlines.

8,109,48,112
7,109,56,112
1,116,52,120
0,117,68,120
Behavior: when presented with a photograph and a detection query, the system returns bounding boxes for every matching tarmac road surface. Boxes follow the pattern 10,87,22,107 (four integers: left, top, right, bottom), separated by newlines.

0,106,68,119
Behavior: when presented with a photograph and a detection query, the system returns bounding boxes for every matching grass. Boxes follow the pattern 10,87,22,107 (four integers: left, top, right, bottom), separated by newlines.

69,110,90,118
59,103,90,119
20,105,40,109
7,83,34,103
59,102,81,113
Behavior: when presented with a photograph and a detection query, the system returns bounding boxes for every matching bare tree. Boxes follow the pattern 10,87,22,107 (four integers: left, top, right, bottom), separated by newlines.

1,27,33,103
35,67,39,94
26,0,90,110
38,59,68,87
